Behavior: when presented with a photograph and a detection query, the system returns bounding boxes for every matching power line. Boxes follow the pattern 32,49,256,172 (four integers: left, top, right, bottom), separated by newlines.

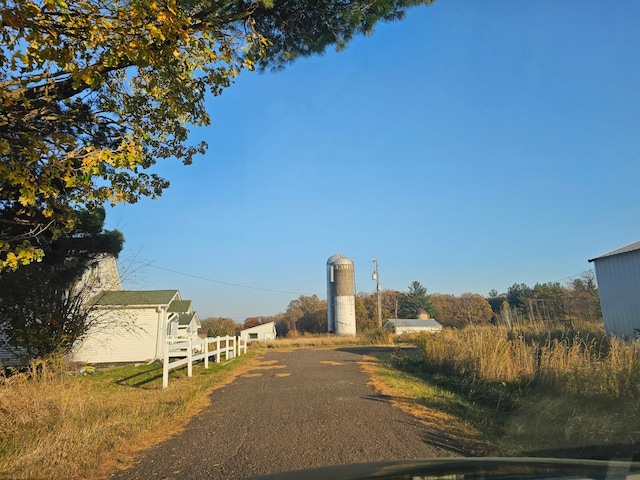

552,269,594,284
131,260,305,296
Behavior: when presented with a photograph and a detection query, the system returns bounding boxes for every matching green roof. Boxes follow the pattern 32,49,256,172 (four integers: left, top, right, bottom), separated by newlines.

168,299,191,313
178,313,196,326
92,290,179,306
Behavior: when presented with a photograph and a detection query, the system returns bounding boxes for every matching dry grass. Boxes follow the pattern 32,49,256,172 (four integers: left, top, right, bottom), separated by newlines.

413,323,640,399
251,331,395,349
0,353,259,480
401,322,640,458
359,355,492,456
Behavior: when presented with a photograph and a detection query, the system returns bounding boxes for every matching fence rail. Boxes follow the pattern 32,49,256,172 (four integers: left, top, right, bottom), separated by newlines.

162,335,247,388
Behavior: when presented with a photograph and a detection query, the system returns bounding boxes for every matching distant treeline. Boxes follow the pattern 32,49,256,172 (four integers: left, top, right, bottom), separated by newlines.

201,273,602,337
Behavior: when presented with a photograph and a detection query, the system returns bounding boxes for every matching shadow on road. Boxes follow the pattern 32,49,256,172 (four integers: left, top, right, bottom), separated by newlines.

339,345,475,457
337,345,417,361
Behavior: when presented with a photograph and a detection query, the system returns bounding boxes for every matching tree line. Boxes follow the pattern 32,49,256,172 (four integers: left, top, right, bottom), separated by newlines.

209,273,602,337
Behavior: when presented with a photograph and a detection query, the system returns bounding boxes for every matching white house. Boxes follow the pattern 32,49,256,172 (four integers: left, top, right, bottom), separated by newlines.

71,290,200,363
239,321,276,343
0,255,204,366
0,254,126,367
588,240,640,338
166,299,201,341
384,318,443,335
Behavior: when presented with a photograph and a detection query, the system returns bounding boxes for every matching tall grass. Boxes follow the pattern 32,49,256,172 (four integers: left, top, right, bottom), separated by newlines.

405,322,640,458
414,323,640,399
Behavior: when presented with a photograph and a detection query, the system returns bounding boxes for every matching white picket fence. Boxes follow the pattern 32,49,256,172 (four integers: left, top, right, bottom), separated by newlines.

162,335,247,388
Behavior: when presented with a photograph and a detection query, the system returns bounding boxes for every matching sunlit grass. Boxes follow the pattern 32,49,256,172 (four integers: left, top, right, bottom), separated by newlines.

377,322,640,459
252,331,395,349
0,353,258,480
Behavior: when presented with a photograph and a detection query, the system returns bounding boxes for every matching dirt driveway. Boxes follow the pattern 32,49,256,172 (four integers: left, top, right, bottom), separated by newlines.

109,347,461,479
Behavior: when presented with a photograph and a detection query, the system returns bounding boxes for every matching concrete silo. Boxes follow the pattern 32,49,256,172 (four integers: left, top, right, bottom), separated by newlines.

326,254,356,336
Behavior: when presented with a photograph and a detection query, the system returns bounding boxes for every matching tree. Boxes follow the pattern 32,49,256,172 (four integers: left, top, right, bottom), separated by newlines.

200,317,239,337
356,291,392,331
398,281,435,319
486,289,507,321
283,294,326,335
0,207,123,360
243,317,262,329
1,0,435,269
355,295,374,331
459,293,493,325
566,271,601,322
506,283,534,311
431,294,465,328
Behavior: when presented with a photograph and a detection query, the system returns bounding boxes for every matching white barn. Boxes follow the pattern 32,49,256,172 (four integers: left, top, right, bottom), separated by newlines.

588,240,640,338
239,321,276,343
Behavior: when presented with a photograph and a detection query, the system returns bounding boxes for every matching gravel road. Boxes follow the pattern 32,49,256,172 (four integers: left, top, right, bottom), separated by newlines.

109,347,461,479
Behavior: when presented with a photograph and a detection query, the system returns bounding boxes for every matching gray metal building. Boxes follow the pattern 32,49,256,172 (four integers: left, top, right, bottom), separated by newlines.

588,240,640,338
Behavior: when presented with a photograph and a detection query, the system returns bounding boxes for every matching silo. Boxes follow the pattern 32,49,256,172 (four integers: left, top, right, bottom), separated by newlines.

326,254,356,336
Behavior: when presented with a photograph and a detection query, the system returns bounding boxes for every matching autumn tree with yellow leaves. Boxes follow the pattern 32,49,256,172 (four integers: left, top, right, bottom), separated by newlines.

0,0,435,269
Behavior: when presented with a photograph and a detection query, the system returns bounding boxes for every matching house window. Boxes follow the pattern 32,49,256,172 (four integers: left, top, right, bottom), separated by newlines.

249,333,258,340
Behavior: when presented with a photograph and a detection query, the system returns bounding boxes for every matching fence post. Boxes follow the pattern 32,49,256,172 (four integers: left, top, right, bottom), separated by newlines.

216,336,221,363
187,337,193,377
204,337,209,369
162,340,169,389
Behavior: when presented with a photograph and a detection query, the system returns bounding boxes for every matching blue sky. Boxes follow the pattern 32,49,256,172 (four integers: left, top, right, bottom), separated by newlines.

107,0,640,321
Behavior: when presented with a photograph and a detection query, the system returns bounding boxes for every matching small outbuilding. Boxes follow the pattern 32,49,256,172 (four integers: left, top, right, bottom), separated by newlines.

239,321,276,343
384,318,443,335
589,240,640,338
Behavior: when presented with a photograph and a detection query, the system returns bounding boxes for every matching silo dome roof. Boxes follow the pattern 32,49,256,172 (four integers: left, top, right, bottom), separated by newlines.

327,254,354,265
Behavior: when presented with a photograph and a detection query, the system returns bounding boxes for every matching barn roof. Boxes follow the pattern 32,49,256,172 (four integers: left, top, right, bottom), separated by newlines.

588,240,640,262
240,321,276,333
385,319,442,328
91,290,179,306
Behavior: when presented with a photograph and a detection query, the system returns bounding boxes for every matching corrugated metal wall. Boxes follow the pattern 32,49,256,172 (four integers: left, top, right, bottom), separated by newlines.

593,251,640,337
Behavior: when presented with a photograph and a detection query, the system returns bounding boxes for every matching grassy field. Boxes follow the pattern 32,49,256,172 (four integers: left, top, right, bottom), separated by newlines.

3,326,638,479
0,333,394,480
368,322,640,460
0,352,259,480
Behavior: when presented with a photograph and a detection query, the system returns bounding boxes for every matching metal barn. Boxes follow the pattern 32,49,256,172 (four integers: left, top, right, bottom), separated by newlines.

588,240,640,338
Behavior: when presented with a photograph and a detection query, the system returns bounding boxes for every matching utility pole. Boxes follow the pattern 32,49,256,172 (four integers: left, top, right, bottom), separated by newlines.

371,258,382,328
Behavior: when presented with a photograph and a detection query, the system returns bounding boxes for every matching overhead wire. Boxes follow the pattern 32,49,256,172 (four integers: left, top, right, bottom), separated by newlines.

129,260,306,296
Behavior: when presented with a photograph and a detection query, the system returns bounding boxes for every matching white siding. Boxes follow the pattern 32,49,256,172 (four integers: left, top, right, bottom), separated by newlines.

396,326,442,335
0,333,24,366
593,251,640,338
239,322,276,343
335,296,356,336
71,307,160,363
74,255,123,300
